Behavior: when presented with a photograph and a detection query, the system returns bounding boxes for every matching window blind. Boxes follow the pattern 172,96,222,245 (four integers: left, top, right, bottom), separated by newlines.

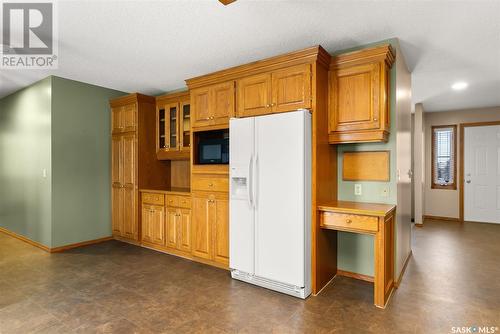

433,127,455,186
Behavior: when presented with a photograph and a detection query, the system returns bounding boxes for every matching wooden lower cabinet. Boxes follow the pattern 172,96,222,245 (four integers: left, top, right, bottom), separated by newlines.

191,192,229,266
142,204,165,246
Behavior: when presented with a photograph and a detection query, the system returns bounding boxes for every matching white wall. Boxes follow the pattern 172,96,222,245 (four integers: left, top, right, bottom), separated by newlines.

395,42,412,277
424,106,500,218
413,103,424,224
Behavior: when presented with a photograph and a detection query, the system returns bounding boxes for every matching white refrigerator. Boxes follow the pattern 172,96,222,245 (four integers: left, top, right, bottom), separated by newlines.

229,109,311,299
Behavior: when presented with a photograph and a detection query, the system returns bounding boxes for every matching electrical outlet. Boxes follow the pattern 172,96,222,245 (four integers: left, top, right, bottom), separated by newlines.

354,184,362,196
381,187,389,197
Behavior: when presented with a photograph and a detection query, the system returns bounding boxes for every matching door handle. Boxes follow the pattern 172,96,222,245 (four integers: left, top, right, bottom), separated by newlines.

247,155,253,209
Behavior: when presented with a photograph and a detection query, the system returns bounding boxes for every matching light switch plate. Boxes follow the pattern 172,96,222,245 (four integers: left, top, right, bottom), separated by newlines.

354,184,362,196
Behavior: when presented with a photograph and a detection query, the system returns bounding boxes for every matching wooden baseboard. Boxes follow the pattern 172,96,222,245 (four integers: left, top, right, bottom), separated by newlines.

394,250,412,288
423,215,460,222
50,236,113,253
0,227,113,253
337,269,374,283
0,226,51,252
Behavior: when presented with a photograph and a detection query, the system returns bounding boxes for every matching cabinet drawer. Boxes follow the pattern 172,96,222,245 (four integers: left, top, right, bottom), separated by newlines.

321,212,378,232
166,195,191,208
142,193,165,205
192,174,228,192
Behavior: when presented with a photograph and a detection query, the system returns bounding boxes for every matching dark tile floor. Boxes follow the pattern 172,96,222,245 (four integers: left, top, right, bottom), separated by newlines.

1,220,499,333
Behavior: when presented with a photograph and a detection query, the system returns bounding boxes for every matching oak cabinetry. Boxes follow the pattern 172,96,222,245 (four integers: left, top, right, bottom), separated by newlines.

318,201,395,308
110,93,169,243
191,81,235,129
191,191,229,265
141,204,165,246
328,44,395,144
166,195,192,253
156,92,190,160
236,64,311,117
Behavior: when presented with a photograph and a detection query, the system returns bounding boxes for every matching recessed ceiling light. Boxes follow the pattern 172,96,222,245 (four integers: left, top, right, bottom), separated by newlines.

451,81,468,90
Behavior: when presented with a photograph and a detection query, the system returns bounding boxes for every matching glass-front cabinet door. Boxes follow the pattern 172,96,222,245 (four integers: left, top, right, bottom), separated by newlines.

180,101,190,152
165,103,179,151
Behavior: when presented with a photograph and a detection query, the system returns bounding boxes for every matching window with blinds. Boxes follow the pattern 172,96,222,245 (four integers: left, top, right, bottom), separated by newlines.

432,125,457,189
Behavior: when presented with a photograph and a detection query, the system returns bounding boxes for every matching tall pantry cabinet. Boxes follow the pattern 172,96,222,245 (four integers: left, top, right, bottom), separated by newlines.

110,94,171,242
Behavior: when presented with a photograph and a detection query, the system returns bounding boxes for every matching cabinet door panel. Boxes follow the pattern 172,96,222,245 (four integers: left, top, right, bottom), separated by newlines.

213,198,229,265
330,63,380,132
122,134,136,186
123,187,137,239
179,101,191,152
121,104,137,132
164,102,179,151
111,135,122,184
111,107,122,133
141,204,152,243
212,82,235,125
112,186,123,235
179,209,191,252
191,195,212,259
237,74,271,117
272,64,311,113
191,88,211,128
151,205,165,246
166,208,178,248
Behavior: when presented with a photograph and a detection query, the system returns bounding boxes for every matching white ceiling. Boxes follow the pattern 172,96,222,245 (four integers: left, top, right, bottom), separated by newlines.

1,0,499,112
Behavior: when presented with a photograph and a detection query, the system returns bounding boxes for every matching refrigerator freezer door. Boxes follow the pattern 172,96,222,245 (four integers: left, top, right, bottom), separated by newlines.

229,117,255,274
254,110,308,287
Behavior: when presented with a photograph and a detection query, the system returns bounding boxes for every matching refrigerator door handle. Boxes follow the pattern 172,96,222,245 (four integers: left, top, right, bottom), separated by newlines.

253,155,258,209
247,155,253,209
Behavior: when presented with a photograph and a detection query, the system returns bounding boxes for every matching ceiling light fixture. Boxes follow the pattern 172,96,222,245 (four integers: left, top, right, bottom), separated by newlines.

451,81,468,91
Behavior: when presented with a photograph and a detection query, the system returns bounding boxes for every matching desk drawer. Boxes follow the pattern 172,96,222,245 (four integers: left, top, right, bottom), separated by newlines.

142,193,165,205
192,174,228,192
321,212,378,232
166,195,191,208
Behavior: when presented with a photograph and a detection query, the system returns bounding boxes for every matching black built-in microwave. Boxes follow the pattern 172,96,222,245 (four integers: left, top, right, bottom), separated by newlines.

198,137,229,164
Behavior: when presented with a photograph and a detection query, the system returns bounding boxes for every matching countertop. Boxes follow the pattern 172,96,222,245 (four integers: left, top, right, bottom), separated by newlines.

139,188,191,195
317,201,396,217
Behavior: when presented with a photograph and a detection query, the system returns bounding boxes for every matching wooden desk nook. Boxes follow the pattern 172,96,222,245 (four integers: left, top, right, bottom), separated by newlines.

318,201,396,308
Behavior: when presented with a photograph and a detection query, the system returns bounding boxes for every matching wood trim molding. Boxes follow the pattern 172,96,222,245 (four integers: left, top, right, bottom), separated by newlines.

185,45,330,89
330,44,395,70
156,90,190,104
337,269,374,283
110,93,155,108
423,215,460,222
431,124,457,190
394,251,412,288
0,227,114,253
50,236,113,253
459,121,500,222
0,227,51,252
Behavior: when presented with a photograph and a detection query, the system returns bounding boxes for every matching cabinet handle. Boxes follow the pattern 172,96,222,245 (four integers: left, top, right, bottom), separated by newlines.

208,183,214,187
374,118,378,121
346,219,352,224
271,103,276,107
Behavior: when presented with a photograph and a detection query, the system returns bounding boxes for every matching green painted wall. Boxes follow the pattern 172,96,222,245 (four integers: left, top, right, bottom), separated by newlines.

0,76,126,248
335,39,398,277
0,78,53,247
50,76,126,247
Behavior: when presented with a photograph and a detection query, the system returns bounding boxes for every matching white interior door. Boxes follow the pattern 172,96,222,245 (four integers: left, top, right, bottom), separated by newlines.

254,111,308,287
464,125,500,223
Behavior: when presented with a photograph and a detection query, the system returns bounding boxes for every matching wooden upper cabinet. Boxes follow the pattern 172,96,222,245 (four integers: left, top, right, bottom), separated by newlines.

271,64,311,113
191,81,235,129
328,44,395,144
212,82,235,126
236,73,272,117
236,64,311,118
156,92,190,160
112,104,137,133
